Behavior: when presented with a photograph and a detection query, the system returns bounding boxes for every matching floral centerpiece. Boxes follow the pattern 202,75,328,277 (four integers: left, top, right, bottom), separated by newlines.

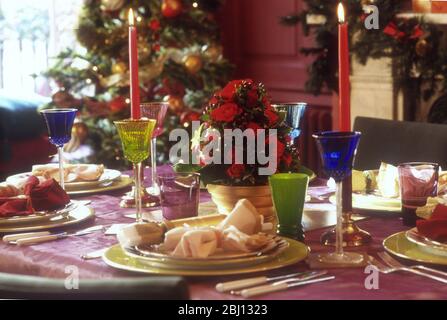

178,79,308,219
195,79,301,186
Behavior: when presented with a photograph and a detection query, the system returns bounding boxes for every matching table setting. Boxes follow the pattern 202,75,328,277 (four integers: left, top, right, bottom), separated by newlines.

1,3,447,301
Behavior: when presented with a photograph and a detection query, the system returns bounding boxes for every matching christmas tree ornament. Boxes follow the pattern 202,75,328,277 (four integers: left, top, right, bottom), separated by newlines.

164,94,185,113
162,0,183,18
202,44,222,62
183,54,203,74
100,0,124,12
149,18,161,31
72,120,89,143
109,96,128,113
112,61,127,74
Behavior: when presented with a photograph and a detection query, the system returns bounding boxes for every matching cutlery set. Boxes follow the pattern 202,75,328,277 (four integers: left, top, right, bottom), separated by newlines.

3,224,107,245
216,270,335,298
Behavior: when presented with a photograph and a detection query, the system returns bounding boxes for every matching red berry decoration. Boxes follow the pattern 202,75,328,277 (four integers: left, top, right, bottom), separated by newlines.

149,18,161,31
161,0,182,18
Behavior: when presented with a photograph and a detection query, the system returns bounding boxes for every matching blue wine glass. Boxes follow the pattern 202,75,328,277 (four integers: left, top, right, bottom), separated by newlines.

313,131,363,265
273,102,307,145
40,108,77,189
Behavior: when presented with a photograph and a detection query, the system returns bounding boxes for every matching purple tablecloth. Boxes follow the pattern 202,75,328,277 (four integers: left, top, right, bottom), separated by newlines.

1,166,446,300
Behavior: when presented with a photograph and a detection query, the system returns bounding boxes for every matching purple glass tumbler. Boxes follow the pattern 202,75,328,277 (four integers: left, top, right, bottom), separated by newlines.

398,162,439,227
158,173,200,220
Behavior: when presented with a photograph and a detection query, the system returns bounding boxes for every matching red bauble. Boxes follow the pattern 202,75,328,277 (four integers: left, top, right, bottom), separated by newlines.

161,0,182,18
149,18,161,31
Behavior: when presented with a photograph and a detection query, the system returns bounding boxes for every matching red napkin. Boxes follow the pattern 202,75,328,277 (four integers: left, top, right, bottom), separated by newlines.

417,204,447,242
0,198,33,217
28,178,70,211
0,176,70,217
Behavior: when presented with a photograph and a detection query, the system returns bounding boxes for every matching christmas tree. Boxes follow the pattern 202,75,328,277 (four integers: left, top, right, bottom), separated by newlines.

43,0,233,169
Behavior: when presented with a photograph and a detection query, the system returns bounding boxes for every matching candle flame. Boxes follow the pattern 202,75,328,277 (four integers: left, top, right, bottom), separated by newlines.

128,8,135,26
337,3,345,24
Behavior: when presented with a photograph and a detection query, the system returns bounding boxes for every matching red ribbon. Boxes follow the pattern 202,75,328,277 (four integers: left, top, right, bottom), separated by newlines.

383,22,423,41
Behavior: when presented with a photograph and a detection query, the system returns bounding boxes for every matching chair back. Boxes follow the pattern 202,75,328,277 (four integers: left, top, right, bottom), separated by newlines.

353,117,447,170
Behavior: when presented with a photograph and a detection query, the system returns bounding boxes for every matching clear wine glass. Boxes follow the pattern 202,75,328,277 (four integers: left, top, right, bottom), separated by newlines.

140,102,168,197
313,131,364,265
40,108,77,190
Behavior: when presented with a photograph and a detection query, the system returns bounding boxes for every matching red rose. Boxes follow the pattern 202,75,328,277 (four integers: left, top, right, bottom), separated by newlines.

219,79,253,100
109,96,127,113
226,164,245,178
247,88,258,107
266,137,285,159
246,122,261,133
282,152,292,167
264,109,279,126
210,102,240,122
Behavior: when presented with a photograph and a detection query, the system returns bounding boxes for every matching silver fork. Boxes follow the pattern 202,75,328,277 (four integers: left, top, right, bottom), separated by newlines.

378,251,447,280
369,253,447,284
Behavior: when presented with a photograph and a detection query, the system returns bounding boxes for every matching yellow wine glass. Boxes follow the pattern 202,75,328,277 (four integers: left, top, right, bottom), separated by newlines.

114,119,156,222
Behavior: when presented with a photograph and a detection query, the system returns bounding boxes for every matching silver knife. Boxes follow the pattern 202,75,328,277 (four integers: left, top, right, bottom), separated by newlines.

240,275,336,298
223,270,327,294
14,225,105,246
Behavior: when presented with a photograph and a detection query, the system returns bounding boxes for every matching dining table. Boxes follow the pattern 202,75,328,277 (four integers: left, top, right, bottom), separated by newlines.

0,165,446,300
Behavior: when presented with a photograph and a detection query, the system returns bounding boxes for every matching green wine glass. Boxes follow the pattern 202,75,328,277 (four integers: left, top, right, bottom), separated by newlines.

114,119,156,223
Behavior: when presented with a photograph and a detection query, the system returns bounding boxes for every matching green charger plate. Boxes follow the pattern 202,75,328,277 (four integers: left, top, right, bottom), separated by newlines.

383,231,447,266
103,238,309,276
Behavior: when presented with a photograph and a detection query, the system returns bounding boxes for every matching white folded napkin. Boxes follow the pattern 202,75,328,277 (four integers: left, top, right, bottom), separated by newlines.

31,164,104,183
170,228,219,258
116,198,271,259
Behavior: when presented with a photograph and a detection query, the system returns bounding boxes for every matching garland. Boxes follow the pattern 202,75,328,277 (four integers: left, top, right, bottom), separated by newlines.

281,0,447,102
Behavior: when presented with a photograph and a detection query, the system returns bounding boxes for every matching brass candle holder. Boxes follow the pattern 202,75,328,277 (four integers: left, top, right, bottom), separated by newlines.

320,176,371,247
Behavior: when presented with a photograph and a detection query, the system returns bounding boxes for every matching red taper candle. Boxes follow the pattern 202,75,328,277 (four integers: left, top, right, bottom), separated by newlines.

338,3,350,131
128,9,141,119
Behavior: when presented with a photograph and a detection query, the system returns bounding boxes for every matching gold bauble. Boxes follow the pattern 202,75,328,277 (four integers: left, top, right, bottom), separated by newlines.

72,121,89,143
164,95,185,114
183,54,203,74
112,61,127,74
202,44,222,62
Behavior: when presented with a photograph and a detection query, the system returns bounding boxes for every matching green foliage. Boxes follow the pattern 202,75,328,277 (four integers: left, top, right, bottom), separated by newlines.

43,0,233,168
282,0,447,102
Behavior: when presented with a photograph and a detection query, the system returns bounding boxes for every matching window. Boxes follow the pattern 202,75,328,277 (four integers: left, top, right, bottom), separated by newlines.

0,0,82,96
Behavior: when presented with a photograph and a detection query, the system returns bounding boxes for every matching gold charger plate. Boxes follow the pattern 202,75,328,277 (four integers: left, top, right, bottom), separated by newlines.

0,204,95,233
68,176,132,196
103,238,309,276
0,201,75,226
383,231,447,266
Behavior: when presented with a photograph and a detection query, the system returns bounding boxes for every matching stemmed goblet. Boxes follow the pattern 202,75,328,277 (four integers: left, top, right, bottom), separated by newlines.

313,131,364,265
114,119,156,223
140,102,168,198
272,103,307,146
40,108,77,190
